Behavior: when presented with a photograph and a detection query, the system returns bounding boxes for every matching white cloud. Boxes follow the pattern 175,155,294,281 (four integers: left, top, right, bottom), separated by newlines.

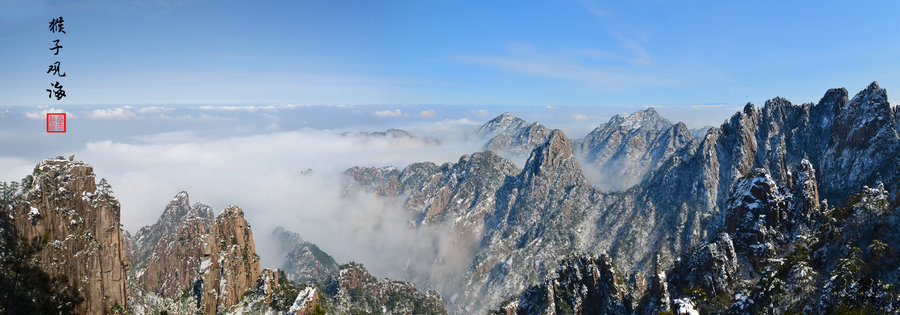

196,114,232,121
374,109,403,117
613,33,653,66
89,107,136,119
71,127,484,286
573,113,588,121
546,105,554,109
195,105,277,112
419,109,437,119
193,104,316,112
137,106,173,113
155,113,232,121
24,107,66,120
266,122,280,130
435,117,479,126
0,157,36,184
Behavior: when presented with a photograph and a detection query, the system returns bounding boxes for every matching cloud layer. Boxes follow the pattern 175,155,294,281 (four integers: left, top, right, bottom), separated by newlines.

71,127,484,283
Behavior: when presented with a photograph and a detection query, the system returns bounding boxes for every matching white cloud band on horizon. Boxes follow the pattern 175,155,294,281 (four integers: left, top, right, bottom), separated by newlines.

374,109,404,117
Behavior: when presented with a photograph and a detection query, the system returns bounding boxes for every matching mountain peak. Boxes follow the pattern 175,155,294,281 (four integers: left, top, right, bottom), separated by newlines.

477,113,529,137
764,96,791,108
522,129,581,180
852,80,888,104
607,107,672,131
821,87,850,114
545,129,574,159
158,191,215,224
742,102,756,116
492,112,520,124
867,80,881,91
479,113,551,158
219,205,245,220
174,190,189,200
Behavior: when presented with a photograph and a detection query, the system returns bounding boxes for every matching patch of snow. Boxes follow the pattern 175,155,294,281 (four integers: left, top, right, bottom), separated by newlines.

288,287,317,313
200,258,212,273
673,298,700,315
28,206,40,219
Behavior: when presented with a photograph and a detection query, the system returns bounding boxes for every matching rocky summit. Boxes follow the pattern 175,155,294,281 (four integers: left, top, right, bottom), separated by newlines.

477,113,552,160
1,158,128,314
273,227,340,284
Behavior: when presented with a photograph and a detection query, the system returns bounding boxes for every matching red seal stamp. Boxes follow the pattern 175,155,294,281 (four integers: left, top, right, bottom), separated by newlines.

46,112,66,133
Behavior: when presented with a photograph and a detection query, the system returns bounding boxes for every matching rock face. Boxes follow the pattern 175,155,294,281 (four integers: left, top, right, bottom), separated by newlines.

821,82,900,200
477,113,552,160
8,158,128,314
723,161,826,266
668,233,739,301
464,130,598,312
574,107,695,190
323,262,447,314
724,169,789,259
498,158,898,314
225,268,324,314
127,192,263,315
590,82,899,274
274,226,339,283
493,253,627,315
197,205,262,314
130,191,215,299
346,150,520,229
646,260,671,313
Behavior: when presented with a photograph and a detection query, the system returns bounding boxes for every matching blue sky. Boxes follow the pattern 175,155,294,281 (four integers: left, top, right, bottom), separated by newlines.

1,0,898,109
1,0,900,271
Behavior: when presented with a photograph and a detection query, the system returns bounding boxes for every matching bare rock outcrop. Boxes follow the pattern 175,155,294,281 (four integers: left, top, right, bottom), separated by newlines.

11,158,128,314
131,192,215,299
197,205,262,314
323,262,447,314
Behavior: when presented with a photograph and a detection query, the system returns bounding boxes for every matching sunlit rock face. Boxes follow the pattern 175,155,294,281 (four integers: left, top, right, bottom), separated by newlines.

10,158,128,314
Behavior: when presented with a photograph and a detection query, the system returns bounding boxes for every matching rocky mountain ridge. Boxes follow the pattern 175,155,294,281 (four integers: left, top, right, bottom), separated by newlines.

125,191,448,315
0,158,448,314
346,81,900,313
496,159,899,313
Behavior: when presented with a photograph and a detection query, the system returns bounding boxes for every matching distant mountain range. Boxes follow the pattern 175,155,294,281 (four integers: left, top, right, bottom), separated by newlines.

348,81,900,313
1,82,898,314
